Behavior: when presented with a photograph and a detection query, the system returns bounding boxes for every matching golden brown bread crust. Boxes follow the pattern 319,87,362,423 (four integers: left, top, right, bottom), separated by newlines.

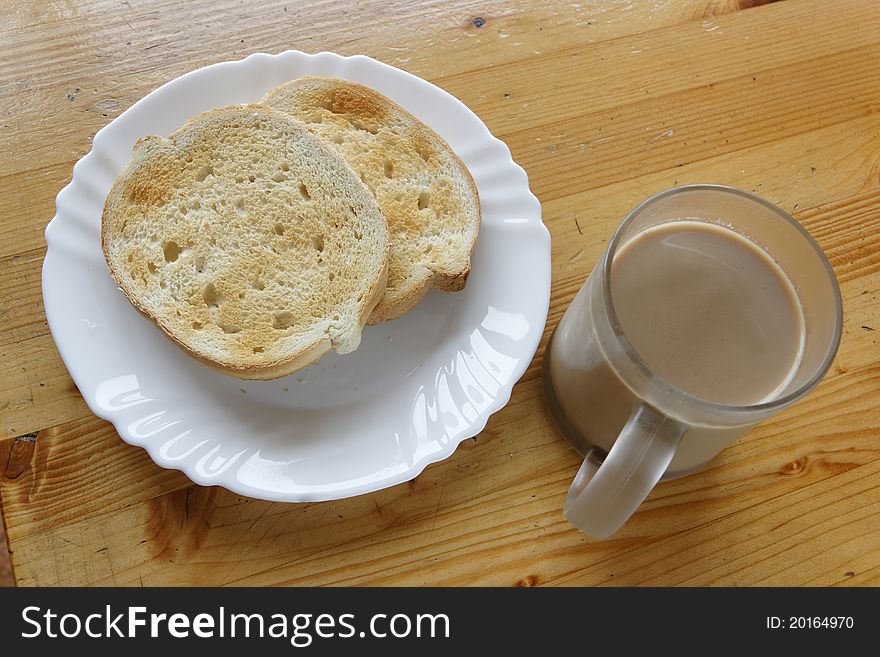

101,104,389,379
263,77,481,325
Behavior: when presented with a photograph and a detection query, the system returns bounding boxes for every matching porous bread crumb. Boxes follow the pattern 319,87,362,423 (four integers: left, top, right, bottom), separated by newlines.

101,104,388,379
263,77,480,324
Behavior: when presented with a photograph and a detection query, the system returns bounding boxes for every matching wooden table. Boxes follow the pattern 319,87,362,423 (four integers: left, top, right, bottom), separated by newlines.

2,0,879,587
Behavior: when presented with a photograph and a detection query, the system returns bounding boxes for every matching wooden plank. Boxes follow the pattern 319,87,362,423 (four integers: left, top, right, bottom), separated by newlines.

7,363,879,586
504,47,880,203
0,416,190,539
4,310,879,585
0,0,753,179
444,0,880,137
538,114,880,304
0,248,48,347
0,334,91,439
0,476,12,586
0,162,74,260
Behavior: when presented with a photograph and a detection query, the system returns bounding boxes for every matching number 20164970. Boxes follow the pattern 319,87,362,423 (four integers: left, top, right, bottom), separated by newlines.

766,617,854,630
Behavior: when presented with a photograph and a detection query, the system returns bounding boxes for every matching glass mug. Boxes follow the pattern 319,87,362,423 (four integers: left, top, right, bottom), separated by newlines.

543,185,842,538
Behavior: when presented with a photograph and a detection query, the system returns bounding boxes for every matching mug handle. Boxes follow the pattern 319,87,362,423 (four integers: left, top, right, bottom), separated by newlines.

563,404,686,538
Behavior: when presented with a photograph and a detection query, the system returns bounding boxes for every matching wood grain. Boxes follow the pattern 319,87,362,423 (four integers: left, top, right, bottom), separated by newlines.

2,0,879,586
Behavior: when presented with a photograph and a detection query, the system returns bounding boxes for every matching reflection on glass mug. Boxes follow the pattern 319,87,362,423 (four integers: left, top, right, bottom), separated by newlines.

543,185,842,538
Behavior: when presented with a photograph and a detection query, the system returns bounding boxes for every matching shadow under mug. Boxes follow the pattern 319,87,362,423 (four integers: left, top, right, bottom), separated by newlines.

543,185,842,538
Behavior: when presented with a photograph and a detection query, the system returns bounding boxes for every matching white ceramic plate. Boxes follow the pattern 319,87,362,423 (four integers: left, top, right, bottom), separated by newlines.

42,51,550,502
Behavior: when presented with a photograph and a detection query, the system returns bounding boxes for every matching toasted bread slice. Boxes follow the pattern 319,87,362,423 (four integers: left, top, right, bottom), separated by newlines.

263,77,480,324
101,104,388,379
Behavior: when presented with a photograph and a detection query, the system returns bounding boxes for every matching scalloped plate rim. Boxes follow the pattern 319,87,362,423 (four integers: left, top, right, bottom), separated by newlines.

42,50,551,502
